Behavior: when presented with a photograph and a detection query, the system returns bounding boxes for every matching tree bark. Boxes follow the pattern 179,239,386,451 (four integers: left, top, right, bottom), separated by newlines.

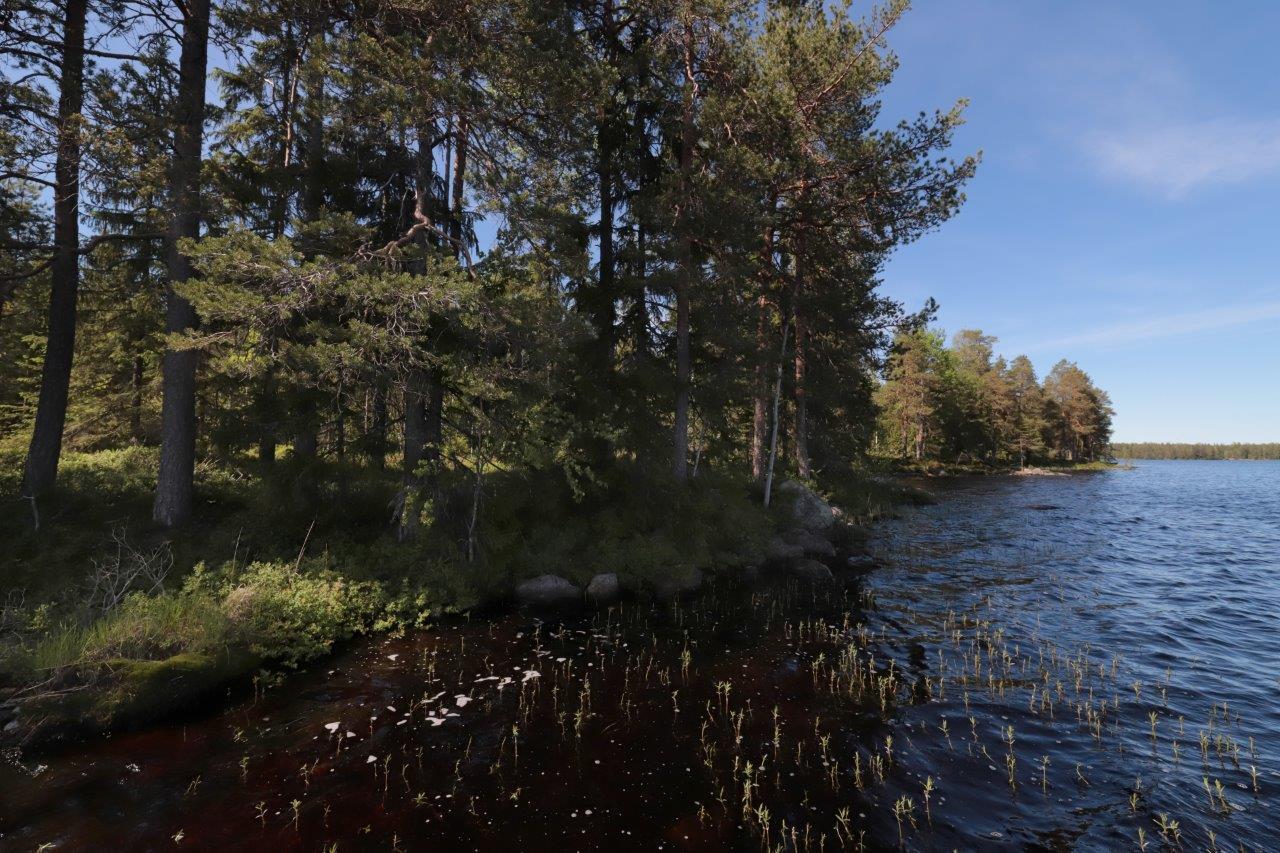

153,0,210,527
596,122,616,363
399,373,442,540
290,47,328,464
368,383,387,470
793,303,810,479
591,0,618,367
398,126,444,540
749,218,776,480
130,353,144,441
672,15,695,480
763,321,790,507
449,113,468,249
257,366,277,465
790,236,811,479
22,0,88,498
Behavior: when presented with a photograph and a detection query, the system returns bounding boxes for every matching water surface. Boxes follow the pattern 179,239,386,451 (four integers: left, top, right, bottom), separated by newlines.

2,460,1276,850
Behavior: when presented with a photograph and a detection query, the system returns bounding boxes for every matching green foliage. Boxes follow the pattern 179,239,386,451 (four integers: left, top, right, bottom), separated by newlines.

1111,443,1280,460
29,593,228,673
189,561,384,668
465,463,775,591
823,474,937,525
876,328,1113,467
0,0,988,738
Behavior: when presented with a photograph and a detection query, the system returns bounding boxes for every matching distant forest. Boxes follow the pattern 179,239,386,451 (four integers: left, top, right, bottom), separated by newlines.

875,328,1113,467
1111,443,1280,460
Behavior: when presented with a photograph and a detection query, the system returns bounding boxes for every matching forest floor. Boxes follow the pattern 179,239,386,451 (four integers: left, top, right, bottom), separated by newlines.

0,447,928,752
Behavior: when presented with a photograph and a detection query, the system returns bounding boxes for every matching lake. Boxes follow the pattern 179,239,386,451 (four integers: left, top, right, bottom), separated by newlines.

2,460,1276,850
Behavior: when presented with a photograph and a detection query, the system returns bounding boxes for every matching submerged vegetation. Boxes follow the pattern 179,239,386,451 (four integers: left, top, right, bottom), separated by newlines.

3,507,1274,849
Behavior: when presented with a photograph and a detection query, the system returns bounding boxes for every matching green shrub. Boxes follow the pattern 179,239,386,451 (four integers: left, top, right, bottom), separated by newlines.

207,561,385,668
7,591,229,681
473,463,775,590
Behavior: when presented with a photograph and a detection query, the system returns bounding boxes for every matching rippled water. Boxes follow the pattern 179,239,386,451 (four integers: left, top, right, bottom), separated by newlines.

867,460,1280,848
2,460,1277,850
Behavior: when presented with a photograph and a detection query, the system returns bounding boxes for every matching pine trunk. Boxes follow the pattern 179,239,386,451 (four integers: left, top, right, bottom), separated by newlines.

595,123,616,365
398,127,445,540
368,383,387,470
450,114,468,248
22,0,87,498
672,17,695,480
130,353,144,441
399,375,442,540
749,223,774,480
793,305,810,479
750,292,770,480
291,58,328,465
257,366,276,465
153,0,210,527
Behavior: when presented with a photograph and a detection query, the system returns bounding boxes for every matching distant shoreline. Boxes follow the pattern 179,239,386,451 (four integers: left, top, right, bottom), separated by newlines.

1110,442,1280,461
1114,457,1278,461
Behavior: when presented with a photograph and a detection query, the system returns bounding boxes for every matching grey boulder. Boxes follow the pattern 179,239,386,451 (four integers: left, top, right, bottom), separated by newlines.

654,568,703,601
585,572,620,605
766,536,804,562
516,574,581,607
777,480,835,533
789,558,834,585
846,554,878,571
790,530,836,558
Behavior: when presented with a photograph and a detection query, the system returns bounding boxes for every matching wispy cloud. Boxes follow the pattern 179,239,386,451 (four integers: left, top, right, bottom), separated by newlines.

1085,118,1280,197
1028,300,1280,351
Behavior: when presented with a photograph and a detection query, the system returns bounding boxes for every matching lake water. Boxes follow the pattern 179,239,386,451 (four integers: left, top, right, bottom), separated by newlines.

2,460,1277,850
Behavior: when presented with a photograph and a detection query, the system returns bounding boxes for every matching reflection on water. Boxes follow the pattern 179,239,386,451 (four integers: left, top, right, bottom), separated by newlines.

1,460,1277,850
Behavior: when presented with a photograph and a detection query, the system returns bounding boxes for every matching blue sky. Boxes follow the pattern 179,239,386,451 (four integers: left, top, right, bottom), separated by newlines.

874,0,1280,442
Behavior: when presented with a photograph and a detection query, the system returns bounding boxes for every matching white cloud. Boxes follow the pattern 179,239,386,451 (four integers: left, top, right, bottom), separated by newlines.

1086,118,1280,196
1029,300,1280,351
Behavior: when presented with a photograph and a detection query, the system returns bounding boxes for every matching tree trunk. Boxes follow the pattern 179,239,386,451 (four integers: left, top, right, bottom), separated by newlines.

257,366,277,465
399,382,426,540
130,353,144,441
672,16,695,481
294,402,318,459
399,374,442,540
450,113,468,249
763,321,790,508
591,1,618,367
596,128,616,362
369,383,387,470
253,28,301,463
793,304,810,480
750,223,775,480
398,127,444,540
22,0,87,498
333,389,345,458
153,0,210,527
302,32,326,223
291,53,328,465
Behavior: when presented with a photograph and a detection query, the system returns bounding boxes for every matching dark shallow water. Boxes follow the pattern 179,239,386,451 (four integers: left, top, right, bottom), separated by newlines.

2,460,1277,850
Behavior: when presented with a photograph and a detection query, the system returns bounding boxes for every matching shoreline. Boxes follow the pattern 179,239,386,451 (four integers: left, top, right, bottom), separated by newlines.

0,476,929,756
883,459,1124,479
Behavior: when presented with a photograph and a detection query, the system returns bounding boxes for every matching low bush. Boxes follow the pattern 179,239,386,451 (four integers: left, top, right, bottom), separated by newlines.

191,561,386,668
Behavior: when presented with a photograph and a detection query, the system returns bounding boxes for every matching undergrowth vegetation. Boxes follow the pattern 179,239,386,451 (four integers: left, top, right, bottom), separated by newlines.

0,447,921,739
